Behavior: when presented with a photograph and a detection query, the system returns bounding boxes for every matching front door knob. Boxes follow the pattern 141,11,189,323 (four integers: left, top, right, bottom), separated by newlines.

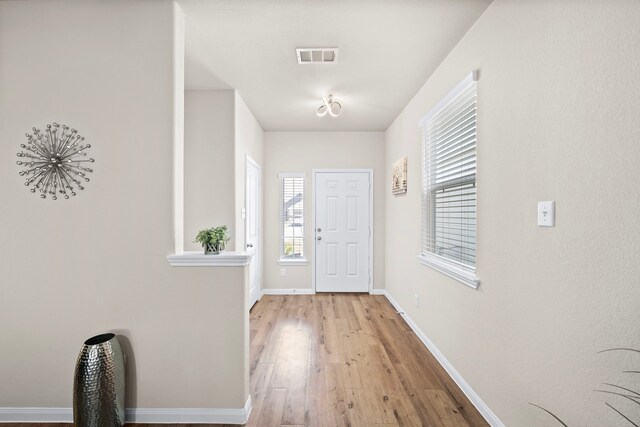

247,243,253,248
316,236,322,241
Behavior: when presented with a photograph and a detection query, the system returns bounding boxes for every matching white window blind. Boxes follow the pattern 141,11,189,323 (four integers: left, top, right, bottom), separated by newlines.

420,71,479,286
280,174,305,259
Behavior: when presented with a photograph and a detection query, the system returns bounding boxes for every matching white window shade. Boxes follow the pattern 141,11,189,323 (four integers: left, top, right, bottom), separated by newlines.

280,174,305,260
420,71,479,288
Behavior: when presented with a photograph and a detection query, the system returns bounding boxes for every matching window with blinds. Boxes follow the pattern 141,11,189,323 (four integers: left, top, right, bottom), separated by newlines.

280,174,305,259
419,71,479,287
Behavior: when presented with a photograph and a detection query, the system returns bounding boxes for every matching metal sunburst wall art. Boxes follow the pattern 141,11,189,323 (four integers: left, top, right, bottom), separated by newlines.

16,123,94,200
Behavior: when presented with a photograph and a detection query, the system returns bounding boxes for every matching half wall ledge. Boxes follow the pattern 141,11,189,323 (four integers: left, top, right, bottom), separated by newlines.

167,251,253,267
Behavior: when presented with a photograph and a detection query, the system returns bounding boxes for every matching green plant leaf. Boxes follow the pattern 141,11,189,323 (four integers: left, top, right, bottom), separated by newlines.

602,383,640,398
595,390,640,404
598,348,640,354
605,402,639,427
529,403,568,426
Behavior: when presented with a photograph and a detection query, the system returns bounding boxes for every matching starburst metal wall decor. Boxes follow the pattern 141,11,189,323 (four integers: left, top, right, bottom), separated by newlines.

16,123,94,200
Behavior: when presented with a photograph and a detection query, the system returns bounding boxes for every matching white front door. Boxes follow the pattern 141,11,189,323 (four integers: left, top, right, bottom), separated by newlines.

315,171,371,293
245,156,261,307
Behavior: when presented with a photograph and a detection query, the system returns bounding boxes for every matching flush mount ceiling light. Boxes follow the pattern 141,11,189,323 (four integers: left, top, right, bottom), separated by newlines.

316,95,342,118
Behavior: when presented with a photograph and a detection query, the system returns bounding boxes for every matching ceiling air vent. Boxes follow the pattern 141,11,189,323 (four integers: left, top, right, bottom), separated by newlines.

296,48,338,64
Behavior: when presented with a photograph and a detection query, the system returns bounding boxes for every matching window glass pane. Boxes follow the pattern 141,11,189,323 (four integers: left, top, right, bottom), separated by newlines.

281,175,304,258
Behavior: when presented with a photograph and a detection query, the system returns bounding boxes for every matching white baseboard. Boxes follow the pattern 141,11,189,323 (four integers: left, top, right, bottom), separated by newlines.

126,396,251,424
379,290,505,427
370,288,386,295
0,407,72,423
261,288,315,296
0,396,252,425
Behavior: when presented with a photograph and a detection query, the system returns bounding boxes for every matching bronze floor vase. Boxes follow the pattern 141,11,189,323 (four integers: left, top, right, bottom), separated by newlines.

73,333,125,427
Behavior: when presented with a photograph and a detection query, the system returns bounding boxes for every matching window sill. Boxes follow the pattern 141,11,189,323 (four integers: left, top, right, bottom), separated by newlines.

279,258,308,266
417,254,480,289
167,251,253,267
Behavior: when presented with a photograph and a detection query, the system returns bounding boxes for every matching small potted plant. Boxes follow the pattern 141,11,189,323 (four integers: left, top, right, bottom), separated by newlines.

194,225,231,255
212,225,231,252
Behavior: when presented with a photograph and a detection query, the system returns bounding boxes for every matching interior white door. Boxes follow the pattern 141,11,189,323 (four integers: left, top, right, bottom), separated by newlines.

315,171,371,293
245,156,261,307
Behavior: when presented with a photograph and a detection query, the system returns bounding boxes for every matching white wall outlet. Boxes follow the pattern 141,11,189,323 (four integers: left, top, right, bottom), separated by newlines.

537,201,555,227
280,268,286,277
414,293,420,308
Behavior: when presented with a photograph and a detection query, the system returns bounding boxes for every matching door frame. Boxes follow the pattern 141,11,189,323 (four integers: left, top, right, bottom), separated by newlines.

245,154,261,307
312,169,374,294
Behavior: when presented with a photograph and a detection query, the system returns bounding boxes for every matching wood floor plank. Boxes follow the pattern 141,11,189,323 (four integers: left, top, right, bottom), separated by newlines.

325,362,351,427
270,329,310,425
270,330,309,388
336,319,366,389
307,294,326,344
305,345,331,427
249,388,287,427
250,303,278,345
250,362,275,391
351,299,377,337
382,392,425,427
362,343,403,394
320,300,341,364
346,388,394,425
414,389,473,427
249,344,264,376
333,293,362,331
249,328,258,344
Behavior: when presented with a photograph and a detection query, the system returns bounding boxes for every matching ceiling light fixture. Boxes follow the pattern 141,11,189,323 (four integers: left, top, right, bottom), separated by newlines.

316,95,342,118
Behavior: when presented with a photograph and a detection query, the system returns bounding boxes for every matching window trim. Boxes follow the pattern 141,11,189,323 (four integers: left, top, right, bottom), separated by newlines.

418,71,480,289
279,172,307,264
417,253,479,289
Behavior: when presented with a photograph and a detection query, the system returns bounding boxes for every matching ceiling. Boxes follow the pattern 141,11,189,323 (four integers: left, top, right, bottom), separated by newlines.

180,0,492,131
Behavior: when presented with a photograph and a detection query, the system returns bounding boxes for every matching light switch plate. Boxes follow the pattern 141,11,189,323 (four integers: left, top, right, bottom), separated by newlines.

538,201,555,227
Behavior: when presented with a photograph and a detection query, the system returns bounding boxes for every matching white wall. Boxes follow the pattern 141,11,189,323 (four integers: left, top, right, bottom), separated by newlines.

184,90,236,251
0,0,248,412
172,0,185,254
263,132,385,291
234,93,264,249
385,0,640,425
184,90,264,254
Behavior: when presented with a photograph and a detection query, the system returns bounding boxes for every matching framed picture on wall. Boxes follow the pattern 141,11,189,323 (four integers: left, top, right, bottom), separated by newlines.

392,157,407,195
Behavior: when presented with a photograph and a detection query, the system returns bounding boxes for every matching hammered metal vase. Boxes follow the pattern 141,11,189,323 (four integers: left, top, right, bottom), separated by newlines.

73,333,125,427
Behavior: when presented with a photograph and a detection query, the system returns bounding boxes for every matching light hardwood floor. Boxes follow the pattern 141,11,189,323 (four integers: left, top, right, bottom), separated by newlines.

246,293,488,427
7,294,488,427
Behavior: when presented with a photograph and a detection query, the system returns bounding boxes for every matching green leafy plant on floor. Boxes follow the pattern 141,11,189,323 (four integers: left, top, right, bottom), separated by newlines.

194,225,231,254
530,348,640,426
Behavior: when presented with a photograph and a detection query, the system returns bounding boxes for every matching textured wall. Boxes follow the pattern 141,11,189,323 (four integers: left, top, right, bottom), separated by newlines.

0,0,248,410
384,0,640,425
184,90,236,251
263,131,385,291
